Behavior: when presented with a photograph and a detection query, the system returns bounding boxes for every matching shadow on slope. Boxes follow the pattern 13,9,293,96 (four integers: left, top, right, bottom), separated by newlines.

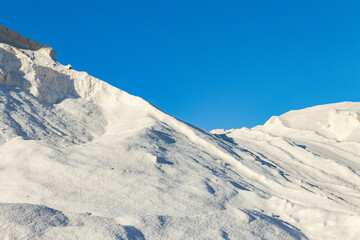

0,85,106,146
0,203,145,240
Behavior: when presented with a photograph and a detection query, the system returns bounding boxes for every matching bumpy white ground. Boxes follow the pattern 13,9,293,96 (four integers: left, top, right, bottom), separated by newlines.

0,25,359,239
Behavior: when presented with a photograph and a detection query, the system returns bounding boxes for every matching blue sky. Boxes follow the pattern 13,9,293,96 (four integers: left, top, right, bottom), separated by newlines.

2,0,360,130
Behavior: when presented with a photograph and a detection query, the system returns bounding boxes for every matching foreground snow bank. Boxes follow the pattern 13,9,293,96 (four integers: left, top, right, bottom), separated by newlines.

0,203,141,240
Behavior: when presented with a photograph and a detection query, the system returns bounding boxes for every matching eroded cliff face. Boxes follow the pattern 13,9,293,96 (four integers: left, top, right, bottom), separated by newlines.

0,24,140,107
0,24,56,59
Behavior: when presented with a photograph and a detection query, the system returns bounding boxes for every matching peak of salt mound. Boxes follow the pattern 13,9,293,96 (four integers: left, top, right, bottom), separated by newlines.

256,102,360,142
0,24,56,59
0,24,148,107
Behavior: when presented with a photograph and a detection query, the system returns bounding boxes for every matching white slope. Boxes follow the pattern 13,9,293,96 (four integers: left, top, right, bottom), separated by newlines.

0,24,358,240
212,103,360,239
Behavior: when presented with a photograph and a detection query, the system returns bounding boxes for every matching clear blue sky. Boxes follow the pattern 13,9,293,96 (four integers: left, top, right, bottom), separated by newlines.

2,1,360,130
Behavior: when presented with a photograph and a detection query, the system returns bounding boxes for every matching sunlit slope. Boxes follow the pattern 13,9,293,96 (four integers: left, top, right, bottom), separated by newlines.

212,102,360,239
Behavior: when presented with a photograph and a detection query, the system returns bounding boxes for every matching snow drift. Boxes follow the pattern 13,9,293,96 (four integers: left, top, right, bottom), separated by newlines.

0,24,359,239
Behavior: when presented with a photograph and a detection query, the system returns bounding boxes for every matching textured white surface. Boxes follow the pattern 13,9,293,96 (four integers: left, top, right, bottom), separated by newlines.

0,25,359,239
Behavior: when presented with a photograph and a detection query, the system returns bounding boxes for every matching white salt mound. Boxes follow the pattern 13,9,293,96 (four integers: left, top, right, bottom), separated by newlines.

0,24,359,239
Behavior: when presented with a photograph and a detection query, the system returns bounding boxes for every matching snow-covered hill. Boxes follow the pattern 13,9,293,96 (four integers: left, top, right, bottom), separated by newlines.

0,24,359,239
